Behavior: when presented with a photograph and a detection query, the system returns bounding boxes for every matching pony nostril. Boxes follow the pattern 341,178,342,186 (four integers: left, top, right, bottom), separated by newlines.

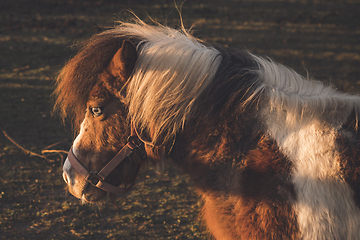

62,158,72,185
63,172,70,184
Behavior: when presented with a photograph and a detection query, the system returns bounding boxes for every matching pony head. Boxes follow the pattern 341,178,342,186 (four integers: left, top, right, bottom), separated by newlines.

54,20,221,202
54,36,143,202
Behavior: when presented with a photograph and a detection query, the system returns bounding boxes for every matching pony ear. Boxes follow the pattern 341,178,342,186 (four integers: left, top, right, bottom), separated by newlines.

105,40,137,87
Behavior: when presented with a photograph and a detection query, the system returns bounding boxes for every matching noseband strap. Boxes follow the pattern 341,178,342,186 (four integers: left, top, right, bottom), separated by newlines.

67,124,147,194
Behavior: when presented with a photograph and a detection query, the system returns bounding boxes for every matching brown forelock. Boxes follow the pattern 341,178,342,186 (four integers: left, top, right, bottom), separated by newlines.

53,33,131,130
336,110,360,208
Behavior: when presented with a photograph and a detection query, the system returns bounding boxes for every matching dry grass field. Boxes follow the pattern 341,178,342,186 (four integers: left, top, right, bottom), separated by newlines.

1,0,359,239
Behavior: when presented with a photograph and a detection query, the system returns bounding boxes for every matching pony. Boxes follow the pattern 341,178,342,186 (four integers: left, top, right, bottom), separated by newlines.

54,19,360,239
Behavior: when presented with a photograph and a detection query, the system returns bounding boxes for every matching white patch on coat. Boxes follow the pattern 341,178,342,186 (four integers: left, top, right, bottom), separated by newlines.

257,57,360,239
252,54,360,128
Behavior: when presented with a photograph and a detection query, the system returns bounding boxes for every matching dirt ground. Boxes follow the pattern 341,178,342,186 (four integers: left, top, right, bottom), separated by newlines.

1,0,359,239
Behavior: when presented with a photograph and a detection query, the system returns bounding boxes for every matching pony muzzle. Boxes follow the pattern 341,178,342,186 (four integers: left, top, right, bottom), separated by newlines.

64,135,146,197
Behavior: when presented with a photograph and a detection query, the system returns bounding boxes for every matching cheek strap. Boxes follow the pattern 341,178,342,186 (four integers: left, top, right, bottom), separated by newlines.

66,120,147,194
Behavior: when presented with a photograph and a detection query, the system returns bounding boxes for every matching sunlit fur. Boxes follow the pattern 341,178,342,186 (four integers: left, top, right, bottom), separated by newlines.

218,54,360,239
104,21,222,146
253,56,360,239
55,19,360,239
254,55,360,127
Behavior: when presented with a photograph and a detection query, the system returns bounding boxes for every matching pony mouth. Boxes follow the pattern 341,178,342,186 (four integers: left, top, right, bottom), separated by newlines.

81,185,108,202
63,173,107,202
63,168,132,203
62,163,108,202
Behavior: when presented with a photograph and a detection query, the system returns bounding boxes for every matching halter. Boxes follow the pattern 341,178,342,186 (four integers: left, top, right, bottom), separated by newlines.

66,122,147,194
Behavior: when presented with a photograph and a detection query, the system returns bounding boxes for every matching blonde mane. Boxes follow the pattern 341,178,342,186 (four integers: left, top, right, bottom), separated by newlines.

101,19,360,145
106,20,222,145
252,55,360,128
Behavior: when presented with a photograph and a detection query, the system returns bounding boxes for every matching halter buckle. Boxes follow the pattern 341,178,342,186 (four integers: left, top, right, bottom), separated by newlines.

87,171,102,186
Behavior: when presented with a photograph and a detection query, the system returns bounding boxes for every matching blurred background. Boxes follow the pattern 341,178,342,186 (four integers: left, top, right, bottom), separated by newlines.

1,0,359,239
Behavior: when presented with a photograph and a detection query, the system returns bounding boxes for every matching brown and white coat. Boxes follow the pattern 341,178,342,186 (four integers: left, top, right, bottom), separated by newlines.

56,20,360,239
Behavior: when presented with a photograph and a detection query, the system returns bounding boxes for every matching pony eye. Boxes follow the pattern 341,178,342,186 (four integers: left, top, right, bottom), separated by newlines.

91,107,103,117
